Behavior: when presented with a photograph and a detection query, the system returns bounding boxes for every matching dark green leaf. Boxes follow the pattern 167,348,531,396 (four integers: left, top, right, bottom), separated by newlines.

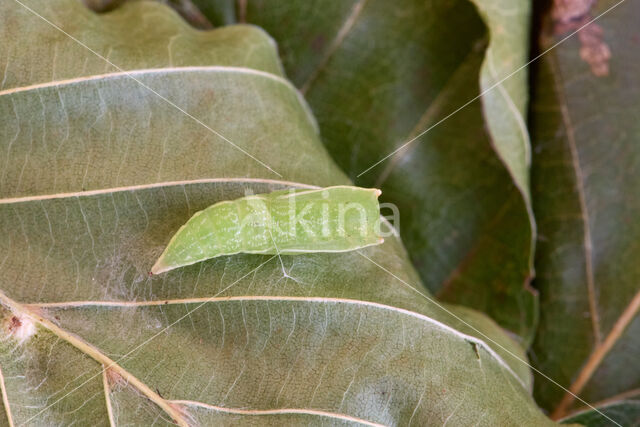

560,399,640,426
530,0,640,419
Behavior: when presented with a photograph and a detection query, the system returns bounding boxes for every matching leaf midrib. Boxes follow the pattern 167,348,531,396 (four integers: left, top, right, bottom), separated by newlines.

548,54,602,345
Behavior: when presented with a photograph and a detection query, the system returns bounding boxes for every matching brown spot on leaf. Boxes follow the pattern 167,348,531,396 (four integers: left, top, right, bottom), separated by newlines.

578,23,611,76
105,367,126,388
3,313,36,343
552,0,595,24
8,316,21,331
552,0,611,77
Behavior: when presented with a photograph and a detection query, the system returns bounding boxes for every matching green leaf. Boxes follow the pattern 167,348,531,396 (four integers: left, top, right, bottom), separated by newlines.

529,0,640,420
468,0,533,203
0,0,553,424
560,399,640,427
191,0,538,342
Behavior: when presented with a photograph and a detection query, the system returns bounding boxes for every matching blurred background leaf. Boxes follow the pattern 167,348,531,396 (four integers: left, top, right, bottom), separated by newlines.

560,398,640,427
529,0,640,423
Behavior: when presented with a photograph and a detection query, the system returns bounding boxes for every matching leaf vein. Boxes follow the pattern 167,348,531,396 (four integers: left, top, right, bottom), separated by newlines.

0,364,15,427
0,178,318,205
0,66,295,97
299,0,369,94
26,295,526,389
551,290,640,419
549,55,602,344
170,398,387,426
101,368,116,427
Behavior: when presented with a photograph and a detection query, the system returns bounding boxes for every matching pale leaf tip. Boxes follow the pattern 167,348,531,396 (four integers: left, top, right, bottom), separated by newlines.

150,258,169,275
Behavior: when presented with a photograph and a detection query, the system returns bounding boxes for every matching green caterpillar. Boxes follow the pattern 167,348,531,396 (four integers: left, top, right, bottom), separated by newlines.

151,186,383,274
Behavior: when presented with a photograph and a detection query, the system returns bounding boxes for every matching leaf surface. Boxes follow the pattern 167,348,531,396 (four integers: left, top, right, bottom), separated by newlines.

0,0,554,425
561,401,640,427
529,0,640,422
